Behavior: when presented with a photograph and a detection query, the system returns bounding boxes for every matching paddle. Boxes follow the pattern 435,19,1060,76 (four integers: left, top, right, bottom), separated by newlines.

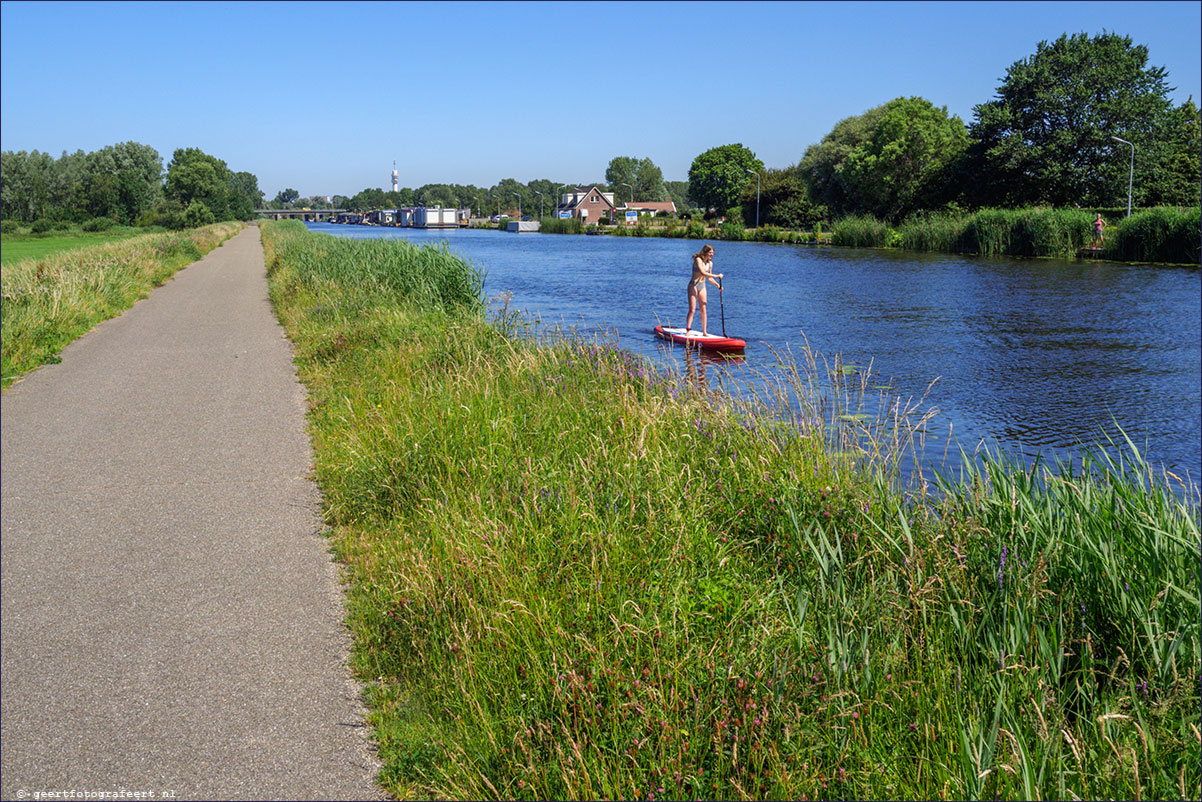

718,276,726,336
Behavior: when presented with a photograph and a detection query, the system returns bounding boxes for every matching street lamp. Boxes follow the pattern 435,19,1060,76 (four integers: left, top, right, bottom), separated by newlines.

745,168,760,229
534,191,544,220
619,182,633,204
1111,136,1135,217
512,192,521,218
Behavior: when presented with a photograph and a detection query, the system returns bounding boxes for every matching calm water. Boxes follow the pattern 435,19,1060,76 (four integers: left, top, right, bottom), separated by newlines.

306,222,1202,484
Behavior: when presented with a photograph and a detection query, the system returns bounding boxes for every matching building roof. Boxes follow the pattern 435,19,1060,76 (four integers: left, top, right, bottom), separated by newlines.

620,200,677,213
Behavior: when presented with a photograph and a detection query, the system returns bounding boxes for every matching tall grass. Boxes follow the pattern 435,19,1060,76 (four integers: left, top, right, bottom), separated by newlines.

262,220,1200,800
1,222,243,388
538,216,585,235
1108,206,1201,264
831,215,893,248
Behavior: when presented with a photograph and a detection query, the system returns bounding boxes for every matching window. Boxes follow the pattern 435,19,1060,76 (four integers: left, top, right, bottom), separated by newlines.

591,194,598,203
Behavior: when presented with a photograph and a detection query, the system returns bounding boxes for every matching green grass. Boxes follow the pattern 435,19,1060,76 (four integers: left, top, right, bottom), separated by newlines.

1,222,243,388
1,227,162,266
262,220,1200,801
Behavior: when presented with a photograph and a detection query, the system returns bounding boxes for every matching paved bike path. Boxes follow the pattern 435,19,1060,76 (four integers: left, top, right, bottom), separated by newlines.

1,227,383,800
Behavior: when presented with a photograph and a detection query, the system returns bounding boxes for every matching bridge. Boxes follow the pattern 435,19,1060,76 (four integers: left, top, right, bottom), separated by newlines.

254,209,347,221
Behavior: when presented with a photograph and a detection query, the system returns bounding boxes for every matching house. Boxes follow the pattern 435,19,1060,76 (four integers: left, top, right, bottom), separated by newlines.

617,200,677,222
556,186,617,223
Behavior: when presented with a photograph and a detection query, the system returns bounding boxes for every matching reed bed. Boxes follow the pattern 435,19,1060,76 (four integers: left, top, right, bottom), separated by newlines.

1,222,242,388
1108,206,1201,264
831,215,894,248
261,220,1200,800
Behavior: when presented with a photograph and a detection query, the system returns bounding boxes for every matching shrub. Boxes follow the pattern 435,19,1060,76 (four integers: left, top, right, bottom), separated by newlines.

30,219,53,234
183,201,216,229
82,217,116,232
719,221,746,241
1,220,20,234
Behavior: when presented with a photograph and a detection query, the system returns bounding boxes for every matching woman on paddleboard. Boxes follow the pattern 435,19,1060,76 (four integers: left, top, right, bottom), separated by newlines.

686,244,723,335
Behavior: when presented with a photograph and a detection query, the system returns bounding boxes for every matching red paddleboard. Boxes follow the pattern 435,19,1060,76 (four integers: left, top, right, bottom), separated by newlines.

654,325,746,351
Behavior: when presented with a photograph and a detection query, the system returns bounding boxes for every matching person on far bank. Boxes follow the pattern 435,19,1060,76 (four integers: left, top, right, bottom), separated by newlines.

1093,213,1107,247
686,244,723,335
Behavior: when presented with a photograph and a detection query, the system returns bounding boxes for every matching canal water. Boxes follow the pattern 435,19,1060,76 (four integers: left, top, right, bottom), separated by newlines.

305,222,1201,487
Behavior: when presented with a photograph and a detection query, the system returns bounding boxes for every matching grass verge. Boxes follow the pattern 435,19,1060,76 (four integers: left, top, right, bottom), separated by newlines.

1,222,243,388
263,219,1199,800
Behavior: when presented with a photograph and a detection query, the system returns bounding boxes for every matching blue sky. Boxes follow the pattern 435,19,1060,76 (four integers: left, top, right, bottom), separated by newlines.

2,1,1199,198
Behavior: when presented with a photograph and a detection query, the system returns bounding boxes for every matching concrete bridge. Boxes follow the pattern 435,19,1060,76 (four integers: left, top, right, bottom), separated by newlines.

254,208,346,221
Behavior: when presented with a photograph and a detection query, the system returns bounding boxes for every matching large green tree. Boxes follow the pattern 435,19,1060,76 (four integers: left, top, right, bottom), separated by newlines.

165,148,232,220
966,32,1181,208
838,97,968,222
687,144,763,215
78,142,163,224
797,104,888,218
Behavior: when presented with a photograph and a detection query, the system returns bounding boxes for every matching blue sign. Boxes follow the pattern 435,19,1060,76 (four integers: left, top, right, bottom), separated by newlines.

559,211,571,219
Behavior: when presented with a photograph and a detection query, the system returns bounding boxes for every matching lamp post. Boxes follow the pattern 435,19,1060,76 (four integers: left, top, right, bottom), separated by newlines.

745,168,760,229
556,184,568,218
1111,136,1135,217
512,192,521,218
534,191,544,220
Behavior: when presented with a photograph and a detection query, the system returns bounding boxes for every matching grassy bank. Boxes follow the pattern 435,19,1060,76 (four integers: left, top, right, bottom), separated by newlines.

1,226,170,266
1,222,243,388
263,219,1199,800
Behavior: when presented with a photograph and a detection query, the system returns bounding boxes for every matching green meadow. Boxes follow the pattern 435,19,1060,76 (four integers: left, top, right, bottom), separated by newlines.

261,219,1199,800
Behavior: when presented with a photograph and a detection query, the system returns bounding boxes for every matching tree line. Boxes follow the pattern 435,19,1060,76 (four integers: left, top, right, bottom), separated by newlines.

1,144,263,229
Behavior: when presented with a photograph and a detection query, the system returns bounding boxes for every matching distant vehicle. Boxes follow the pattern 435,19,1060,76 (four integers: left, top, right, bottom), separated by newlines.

490,214,510,223
521,216,533,222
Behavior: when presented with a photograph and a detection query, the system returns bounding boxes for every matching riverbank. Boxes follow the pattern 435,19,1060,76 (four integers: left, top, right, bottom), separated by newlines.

1,222,243,388
263,219,1199,800
459,205,1201,264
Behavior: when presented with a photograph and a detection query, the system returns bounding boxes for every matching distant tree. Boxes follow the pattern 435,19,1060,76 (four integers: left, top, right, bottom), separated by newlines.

273,188,300,207
838,97,968,222
606,156,670,203
966,32,1180,208
230,172,263,219
663,180,699,215
349,187,387,211
687,144,764,215
416,183,457,208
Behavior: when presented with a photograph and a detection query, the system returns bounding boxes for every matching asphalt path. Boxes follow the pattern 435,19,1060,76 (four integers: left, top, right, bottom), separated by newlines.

1,227,383,800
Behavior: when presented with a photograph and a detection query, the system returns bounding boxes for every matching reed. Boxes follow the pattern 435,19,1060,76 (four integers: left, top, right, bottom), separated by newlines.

1108,206,1201,264
831,215,893,247
538,216,585,235
262,220,1200,800
1,222,242,388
